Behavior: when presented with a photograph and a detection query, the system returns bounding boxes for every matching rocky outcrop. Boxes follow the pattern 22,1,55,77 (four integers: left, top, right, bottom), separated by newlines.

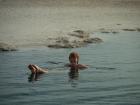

0,42,17,51
122,29,136,31
48,30,103,48
48,37,85,48
83,37,103,43
136,28,140,32
99,28,119,34
68,30,90,38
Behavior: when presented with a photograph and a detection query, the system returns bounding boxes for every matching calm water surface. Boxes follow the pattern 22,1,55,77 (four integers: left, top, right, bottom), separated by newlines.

0,32,140,105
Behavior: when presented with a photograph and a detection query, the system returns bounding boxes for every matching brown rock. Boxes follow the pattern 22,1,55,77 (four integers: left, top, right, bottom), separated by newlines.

83,37,103,43
122,29,136,31
0,42,17,51
68,30,89,38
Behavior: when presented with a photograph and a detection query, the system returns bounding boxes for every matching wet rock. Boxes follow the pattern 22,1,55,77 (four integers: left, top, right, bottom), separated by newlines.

48,42,82,48
99,28,119,34
112,31,119,34
99,28,111,33
68,30,89,38
83,37,103,43
122,29,136,31
0,42,17,51
48,37,84,48
47,30,103,48
48,44,72,48
48,37,71,48
55,37,69,44
101,31,110,33
48,37,103,48
101,31,119,34
136,28,140,32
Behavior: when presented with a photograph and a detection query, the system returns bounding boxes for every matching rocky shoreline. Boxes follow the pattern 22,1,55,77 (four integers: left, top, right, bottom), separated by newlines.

0,28,140,51
0,30,103,51
47,30,103,48
0,42,17,51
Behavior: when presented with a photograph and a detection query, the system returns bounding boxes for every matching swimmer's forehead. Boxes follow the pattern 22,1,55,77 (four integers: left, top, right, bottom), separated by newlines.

69,53,79,58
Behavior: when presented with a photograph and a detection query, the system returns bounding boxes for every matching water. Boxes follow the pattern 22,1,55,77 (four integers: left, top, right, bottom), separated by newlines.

0,32,140,105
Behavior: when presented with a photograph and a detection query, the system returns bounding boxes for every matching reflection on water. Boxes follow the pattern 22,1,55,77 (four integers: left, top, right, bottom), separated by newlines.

68,68,79,88
28,73,44,82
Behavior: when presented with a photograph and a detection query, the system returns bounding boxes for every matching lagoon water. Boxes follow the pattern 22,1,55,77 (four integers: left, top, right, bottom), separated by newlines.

0,32,140,105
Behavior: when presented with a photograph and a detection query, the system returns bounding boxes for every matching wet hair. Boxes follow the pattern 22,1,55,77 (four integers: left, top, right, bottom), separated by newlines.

69,52,79,64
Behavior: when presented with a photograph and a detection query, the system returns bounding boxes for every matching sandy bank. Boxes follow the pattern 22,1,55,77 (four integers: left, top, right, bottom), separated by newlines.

0,0,140,49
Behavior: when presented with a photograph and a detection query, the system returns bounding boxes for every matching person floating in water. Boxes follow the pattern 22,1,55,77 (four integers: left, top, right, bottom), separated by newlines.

67,52,88,87
66,52,88,71
28,52,87,74
28,64,48,74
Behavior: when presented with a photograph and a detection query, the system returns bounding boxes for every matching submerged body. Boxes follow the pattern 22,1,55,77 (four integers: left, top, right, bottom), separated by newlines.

28,52,87,74
67,63,88,70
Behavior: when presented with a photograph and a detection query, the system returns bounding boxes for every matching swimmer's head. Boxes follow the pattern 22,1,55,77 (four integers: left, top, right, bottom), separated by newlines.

69,52,79,64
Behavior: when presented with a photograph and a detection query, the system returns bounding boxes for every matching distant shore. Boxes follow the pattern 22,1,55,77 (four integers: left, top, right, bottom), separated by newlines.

0,0,140,50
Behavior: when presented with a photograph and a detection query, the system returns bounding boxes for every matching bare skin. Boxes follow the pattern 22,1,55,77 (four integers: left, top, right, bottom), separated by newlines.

28,52,87,74
67,52,88,70
28,64,48,74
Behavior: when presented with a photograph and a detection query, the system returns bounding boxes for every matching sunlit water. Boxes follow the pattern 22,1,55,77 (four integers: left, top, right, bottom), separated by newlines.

0,32,140,105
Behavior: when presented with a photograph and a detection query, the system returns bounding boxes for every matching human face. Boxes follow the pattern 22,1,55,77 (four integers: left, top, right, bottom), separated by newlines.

69,58,78,64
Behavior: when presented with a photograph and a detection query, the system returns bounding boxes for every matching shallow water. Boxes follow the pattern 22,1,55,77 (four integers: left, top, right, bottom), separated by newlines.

0,32,140,105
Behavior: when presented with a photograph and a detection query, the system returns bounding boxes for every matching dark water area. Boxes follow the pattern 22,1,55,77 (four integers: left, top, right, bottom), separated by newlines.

0,32,140,105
